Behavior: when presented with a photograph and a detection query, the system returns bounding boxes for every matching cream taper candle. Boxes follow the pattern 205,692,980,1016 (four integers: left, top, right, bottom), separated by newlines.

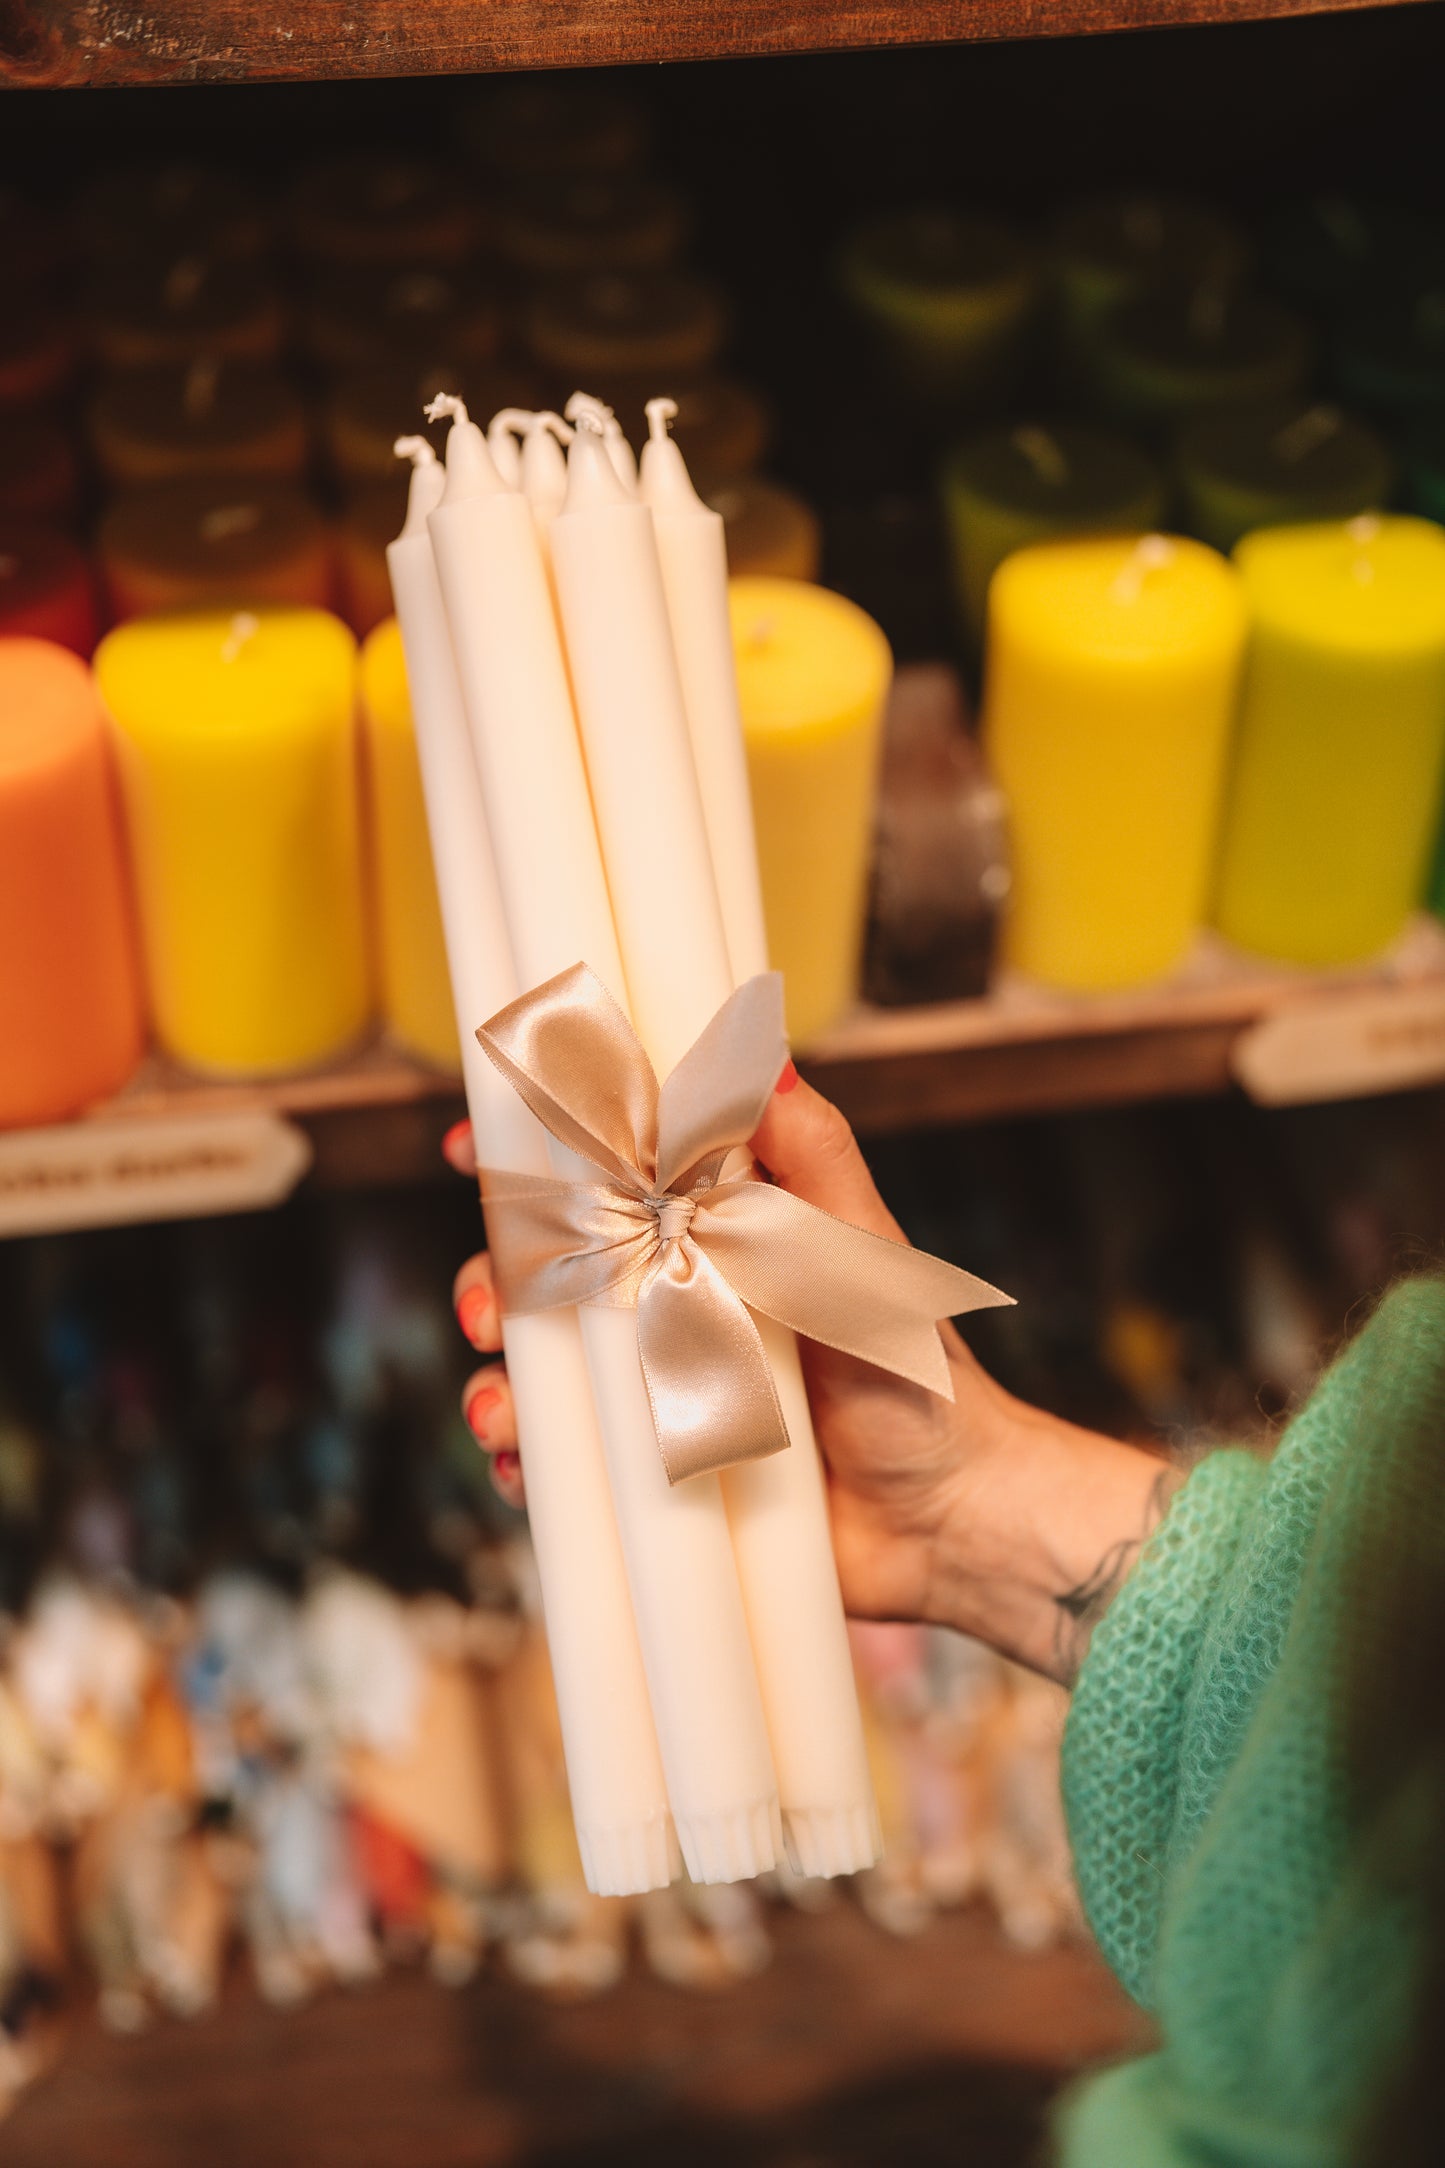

639,397,771,987
425,397,782,1884
387,440,675,1898
552,418,880,1878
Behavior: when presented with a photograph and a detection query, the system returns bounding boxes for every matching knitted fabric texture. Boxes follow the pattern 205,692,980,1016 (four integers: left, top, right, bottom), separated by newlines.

1059,1276,1444,2168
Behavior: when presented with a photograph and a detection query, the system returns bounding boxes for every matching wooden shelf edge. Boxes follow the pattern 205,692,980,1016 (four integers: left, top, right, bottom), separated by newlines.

1,0,1424,91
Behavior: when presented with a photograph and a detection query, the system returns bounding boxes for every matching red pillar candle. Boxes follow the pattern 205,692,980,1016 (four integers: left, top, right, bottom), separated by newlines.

0,301,77,410
524,270,727,399
88,257,284,370
0,638,145,1127
300,264,501,376
98,483,334,623
0,414,80,522
0,527,99,655
289,157,480,269
75,163,267,268
89,362,309,489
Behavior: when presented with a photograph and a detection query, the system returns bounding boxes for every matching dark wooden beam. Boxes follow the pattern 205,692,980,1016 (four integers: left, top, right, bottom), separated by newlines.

0,0,1427,91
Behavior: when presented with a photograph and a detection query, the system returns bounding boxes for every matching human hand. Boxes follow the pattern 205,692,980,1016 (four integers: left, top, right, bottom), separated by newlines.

444,1120,524,1511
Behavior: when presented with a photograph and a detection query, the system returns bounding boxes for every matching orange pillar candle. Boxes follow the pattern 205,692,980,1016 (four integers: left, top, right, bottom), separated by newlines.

96,606,370,1075
0,638,145,1127
98,483,334,623
358,616,460,1070
89,362,308,489
0,527,98,655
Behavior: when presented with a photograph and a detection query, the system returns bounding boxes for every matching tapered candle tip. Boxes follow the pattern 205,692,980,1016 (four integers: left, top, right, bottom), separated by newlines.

645,396,679,445
395,437,445,534
428,394,506,502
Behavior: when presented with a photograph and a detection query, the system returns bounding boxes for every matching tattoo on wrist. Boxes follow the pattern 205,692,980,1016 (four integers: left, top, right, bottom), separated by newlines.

1052,1464,1182,1686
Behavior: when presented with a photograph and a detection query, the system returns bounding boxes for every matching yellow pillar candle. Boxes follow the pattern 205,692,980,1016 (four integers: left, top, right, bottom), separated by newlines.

358,616,461,1071
95,606,371,1075
728,578,893,1045
1215,516,1445,965
983,534,1247,990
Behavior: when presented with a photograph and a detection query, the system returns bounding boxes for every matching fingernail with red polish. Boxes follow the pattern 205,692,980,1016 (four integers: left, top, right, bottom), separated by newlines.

456,1285,493,1346
465,1383,504,1437
443,1119,473,1166
775,1059,800,1096
493,1450,521,1485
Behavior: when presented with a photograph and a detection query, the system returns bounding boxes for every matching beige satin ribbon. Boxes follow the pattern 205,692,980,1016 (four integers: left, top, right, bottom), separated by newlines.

476,963,1014,1484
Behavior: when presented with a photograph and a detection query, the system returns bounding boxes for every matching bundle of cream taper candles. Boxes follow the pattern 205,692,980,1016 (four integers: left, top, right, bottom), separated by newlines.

386,389,1010,1897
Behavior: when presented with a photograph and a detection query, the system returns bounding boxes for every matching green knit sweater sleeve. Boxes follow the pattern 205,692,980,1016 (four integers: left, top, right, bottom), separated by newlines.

1057,1277,1445,2168
1061,1446,1267,2006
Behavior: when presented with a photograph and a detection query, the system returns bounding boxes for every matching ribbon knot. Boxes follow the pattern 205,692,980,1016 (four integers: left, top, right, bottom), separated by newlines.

476,964,1013,1485
652,1194,696,1245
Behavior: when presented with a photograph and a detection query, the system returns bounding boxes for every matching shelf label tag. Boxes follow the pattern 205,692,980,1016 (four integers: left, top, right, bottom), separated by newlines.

1233,982,1445,1107
0,1111,313,1237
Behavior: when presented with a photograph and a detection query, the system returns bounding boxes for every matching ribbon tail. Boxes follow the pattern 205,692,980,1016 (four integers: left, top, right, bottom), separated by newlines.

637,1241,791,1484
698,1183,1014,1399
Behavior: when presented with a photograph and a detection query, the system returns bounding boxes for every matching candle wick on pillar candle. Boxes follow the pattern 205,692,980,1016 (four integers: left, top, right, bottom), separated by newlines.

219,610,261,663
1010,426,1069,488
1110,532,1176,604
199,503,261,544
1273,404,1342,465
183,357,220,421
1347,512,1382,585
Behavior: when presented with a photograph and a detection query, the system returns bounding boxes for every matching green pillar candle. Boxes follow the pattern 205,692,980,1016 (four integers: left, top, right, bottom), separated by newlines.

1215,516,1445,966
1332,290,1445,425
1263,198,1445,316
1050,194,1246,345
1176,400,1393,555
941,422,1165,643
835,208,1039,405
1084,285,1311,438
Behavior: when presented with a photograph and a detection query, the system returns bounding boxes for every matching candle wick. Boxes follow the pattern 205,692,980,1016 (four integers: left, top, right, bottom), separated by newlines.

183,357,220,420
199,503,261,543
1010,426,1069,488
489,408,534,445
564,391,614,434
530,411,575,445
423,392,469,426
645,395,679,447
393,434,436,466
1346,513,1382,545
747,616,777,650
1272,404,1342,464
1110,533,1176,603
164,256,207,312
220,611,261,663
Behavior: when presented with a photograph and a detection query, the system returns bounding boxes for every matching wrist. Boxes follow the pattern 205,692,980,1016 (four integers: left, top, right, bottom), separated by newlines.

922,1388,1180,1683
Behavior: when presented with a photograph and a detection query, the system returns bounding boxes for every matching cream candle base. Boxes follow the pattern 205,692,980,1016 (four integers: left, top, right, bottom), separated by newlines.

785,1801,885,1880
576,1813,681,1899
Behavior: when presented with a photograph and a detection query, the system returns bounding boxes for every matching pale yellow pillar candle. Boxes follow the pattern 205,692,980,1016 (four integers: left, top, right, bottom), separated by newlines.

386,443,675,1897
982,534,1247,990
359,618,461,1071
426,398,781,1884
552,421,880,1879
96,607,371,1075
728,580,893,1047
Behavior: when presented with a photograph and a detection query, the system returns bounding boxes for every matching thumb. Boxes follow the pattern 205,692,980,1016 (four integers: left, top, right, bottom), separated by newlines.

750,1065,906,1245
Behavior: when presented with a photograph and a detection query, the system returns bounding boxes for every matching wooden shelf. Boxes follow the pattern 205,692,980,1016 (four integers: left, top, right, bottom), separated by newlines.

1,0,1424,90
0,916,1433,1236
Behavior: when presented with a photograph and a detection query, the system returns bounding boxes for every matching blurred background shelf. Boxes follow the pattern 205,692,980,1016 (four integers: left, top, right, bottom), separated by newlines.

0,0,1425,90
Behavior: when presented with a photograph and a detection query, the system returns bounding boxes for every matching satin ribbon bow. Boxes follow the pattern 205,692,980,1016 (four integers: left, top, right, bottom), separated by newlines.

476,963,1013,1485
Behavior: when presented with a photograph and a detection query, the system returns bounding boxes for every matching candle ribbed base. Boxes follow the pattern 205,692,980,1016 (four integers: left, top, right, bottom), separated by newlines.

675,1795,784,1885
577,1814,681,1898
783,1801,884,1880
